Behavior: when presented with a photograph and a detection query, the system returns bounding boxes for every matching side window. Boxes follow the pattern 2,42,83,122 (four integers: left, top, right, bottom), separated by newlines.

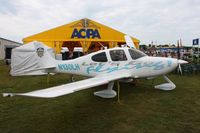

110,50,127,61
128,49,146,60
91,52,108,62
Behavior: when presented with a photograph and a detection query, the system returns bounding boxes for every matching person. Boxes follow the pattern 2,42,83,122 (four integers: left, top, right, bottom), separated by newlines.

67,50,74,81
118,50,125,60
88,44,98,53
68,51,73,59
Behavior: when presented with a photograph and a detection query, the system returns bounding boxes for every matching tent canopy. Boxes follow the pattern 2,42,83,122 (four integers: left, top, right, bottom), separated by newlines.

23,18,140,53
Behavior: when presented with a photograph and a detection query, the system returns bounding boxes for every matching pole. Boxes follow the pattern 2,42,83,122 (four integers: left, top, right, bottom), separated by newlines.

117,81,120,103
47,72,50,86
192,40,194,62
177,40,180,59
180,38,183,59
84,18,87,54
198,39,200,63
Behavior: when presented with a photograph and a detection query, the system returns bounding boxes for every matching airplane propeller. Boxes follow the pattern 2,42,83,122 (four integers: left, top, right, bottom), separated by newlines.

177,60,188,75
125,35,136,49
177,64,183,75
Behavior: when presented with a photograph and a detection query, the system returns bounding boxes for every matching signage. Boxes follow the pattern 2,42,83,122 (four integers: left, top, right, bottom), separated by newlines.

36,47,44,57
71,28,100,39
71,19,101,39
193,38,199,45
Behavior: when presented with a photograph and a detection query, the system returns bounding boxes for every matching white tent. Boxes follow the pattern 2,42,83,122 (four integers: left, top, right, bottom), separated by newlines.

10,41,55,76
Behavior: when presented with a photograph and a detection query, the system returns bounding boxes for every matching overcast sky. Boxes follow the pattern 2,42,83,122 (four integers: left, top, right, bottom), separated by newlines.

0,0,200,45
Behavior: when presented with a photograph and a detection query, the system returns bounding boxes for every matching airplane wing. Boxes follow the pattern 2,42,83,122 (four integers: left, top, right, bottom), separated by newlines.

3,72,131,98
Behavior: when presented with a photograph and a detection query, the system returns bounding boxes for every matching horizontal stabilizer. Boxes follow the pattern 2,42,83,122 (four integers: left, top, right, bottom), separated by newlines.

22,66,56,73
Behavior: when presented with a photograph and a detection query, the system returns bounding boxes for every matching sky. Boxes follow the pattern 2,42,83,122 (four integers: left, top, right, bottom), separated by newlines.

0,0,200,46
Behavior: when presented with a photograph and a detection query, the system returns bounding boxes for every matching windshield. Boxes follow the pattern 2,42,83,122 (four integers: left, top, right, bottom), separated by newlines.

128,49,147,60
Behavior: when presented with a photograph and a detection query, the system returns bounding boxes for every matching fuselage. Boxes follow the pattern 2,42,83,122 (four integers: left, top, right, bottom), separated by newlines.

51,47,178,78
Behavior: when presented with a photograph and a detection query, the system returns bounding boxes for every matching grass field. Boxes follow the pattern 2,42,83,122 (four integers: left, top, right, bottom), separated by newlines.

0,61,200,133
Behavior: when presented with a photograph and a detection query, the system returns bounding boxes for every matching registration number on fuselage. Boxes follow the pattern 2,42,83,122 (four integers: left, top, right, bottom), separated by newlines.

58,64,80,71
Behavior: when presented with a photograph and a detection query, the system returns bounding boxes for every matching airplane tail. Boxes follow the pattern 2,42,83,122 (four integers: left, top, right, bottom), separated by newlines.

33,42,56,70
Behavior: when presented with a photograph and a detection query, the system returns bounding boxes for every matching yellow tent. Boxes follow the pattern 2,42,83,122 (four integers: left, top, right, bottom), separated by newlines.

23,18,140,53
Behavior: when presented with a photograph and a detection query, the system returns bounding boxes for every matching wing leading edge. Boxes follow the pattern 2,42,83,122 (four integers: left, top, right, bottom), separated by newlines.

3,72,131,98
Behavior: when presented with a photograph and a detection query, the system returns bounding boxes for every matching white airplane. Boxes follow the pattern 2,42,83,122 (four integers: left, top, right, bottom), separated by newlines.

2,36,188,98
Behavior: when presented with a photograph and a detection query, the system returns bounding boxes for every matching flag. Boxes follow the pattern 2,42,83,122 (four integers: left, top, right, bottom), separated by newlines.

177,40,180,59
193,38,199,45
180,39,183,47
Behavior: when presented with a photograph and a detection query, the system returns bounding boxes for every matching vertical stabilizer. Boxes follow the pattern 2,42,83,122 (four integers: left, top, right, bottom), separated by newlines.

34,41,56,69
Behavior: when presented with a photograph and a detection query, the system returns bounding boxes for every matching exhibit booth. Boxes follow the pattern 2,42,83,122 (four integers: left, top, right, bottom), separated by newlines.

23,18,140,53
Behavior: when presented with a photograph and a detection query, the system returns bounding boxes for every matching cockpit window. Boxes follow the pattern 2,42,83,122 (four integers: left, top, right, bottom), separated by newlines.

128,49,146,60
110,50,127,61
92,52,108,62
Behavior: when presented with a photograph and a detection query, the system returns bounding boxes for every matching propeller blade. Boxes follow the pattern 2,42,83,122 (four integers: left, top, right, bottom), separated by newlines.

178,64,183,75
125,35,136,49
178,60,188,64
177,59,187,75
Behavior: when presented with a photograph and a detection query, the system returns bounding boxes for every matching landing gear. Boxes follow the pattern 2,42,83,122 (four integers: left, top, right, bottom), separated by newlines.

154,75,176,91
70,74,75,82
46,72,50,85
94,81,117,98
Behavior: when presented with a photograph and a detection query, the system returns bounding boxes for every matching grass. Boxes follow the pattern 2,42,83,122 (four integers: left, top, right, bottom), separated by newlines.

0,60,200,133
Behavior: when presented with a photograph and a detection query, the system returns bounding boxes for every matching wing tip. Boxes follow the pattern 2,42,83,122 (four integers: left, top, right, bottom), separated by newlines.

2,93,14,97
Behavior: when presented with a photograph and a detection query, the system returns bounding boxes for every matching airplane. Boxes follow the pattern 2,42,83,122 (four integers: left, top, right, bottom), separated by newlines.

2,36,188,99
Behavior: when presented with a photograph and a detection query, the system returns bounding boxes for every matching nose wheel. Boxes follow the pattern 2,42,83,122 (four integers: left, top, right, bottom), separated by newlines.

154,75,176,91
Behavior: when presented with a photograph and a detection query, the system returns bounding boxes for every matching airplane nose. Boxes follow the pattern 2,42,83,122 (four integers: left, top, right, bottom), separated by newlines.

177,60,188,64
